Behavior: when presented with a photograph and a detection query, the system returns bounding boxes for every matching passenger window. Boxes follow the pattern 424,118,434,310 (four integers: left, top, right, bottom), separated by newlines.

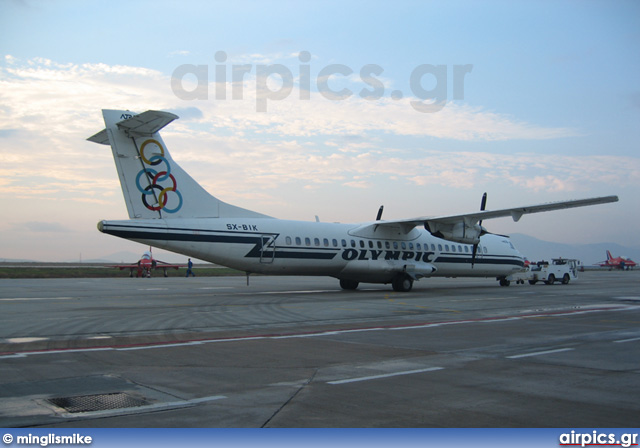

323,238,329,247
417,243,422,251
359,240,365,248
305,237,311,246
332,239,338,247
286,236,292,245
445,244,450,251
401,242,407,250
385,241,391,249
341,239,347,247
314,238,320,247
452,245,456,252
431,244,436,251
377,241,382,249
464,246,469,253
368,241,374,248
351,240,356,248
295,237,301,245
437,244,442,251
483,246,488,254
458,245,463,252
393,242,398,250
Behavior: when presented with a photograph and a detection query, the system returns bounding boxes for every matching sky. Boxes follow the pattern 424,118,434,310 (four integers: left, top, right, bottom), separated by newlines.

0,0,639,262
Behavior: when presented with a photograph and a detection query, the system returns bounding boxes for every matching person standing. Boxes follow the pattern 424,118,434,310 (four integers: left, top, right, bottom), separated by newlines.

186,258,195,277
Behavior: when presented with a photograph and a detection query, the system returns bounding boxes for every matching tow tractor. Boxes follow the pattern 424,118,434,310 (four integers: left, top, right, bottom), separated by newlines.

503,258,581,286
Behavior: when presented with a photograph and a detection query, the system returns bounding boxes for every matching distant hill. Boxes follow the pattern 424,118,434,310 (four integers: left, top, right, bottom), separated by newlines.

509,234,640,266
80,250,206,264
76,251,143,264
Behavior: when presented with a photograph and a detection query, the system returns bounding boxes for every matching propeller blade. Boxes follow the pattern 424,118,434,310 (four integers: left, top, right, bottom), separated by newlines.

479,192,487,226
471,244,478,268
376,205,384,221
472,192,487,268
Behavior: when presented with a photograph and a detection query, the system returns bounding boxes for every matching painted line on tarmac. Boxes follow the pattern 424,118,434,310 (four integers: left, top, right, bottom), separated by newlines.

1,304,638,360
328,367,444,385
507,347,574,359
0,297,75,301
614,336,640,343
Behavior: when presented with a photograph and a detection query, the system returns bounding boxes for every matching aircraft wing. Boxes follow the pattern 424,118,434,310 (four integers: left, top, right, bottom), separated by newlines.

107,261,185,270
152,260,185,270
370,195,619,244
108,264,141,271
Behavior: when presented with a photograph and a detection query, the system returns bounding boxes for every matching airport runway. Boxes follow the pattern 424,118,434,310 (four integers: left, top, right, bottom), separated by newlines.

1,271,639,427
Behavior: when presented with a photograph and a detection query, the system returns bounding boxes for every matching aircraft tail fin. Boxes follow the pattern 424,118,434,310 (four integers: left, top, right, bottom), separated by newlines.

89,110,270,220
606,250,613,261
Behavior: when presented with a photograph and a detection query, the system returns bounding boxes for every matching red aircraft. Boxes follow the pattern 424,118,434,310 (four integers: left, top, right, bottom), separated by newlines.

597,251,636,270
111,247,185,277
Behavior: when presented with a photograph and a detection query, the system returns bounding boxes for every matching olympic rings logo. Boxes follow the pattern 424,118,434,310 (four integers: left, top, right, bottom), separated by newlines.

136,139,183,213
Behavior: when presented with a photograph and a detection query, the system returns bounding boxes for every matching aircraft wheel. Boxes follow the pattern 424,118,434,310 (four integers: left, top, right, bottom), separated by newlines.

528,280,537,285
546,274,555,285
392,274,413,292
339,279,359,290
499,278,510,287
562,274,570,285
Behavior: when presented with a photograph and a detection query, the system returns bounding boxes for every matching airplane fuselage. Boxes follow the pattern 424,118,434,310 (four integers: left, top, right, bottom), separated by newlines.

99,217,525,284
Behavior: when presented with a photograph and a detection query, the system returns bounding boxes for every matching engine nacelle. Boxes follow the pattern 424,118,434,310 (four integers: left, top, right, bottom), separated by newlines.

424,221,484,245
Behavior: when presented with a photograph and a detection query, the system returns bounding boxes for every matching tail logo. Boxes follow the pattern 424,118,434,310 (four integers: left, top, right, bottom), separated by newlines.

135,139,183,213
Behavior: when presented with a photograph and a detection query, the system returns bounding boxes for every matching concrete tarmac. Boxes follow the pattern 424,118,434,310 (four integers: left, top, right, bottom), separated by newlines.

0,271,639,427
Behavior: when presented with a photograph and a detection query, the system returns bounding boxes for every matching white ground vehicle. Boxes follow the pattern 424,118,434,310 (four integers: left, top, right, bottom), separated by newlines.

507,258,580,286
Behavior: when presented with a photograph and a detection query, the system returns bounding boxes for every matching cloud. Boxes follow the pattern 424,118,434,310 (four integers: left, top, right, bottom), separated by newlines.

0,54,637,259
166,107,203,120
0,54,637,214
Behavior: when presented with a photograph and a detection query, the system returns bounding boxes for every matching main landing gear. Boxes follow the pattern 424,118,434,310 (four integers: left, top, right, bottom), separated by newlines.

392,274,414,292
338,273,414,292
339,279,359,290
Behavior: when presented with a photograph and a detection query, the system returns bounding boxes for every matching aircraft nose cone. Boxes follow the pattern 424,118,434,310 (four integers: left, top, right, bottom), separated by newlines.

97,220,105,233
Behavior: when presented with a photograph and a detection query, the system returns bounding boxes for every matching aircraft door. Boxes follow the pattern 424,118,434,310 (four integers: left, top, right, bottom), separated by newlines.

260,235,276,263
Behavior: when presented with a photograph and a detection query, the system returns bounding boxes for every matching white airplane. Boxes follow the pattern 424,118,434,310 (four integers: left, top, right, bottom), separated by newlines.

88,109,618,292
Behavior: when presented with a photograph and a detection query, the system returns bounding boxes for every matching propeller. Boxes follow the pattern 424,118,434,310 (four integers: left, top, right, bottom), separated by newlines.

376,205,384,221
471,192,487,267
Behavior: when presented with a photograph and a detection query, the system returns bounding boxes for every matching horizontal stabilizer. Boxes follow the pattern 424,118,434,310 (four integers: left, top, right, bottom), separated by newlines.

87,129,110,145
87,110,178,144
116,110,178,137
